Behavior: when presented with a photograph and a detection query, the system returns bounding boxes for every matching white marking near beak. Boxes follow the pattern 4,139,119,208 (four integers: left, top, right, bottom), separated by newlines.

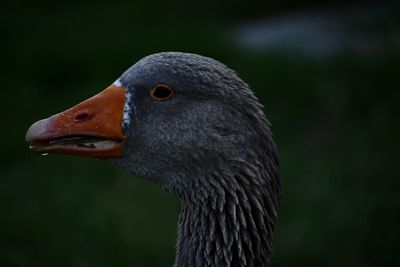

114,78,132,128
123,88,133,128
114,79,123,87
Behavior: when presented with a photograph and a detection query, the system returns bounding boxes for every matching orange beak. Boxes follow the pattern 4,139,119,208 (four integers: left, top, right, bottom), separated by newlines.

25,84,127,158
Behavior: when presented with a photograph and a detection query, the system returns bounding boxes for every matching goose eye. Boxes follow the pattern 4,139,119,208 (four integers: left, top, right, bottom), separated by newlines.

150,84,174,101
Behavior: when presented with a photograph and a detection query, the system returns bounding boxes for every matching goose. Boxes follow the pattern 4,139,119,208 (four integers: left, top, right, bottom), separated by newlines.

25,52,282,267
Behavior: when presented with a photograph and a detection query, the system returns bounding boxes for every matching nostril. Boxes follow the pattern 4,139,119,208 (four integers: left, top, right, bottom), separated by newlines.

74,112,91,122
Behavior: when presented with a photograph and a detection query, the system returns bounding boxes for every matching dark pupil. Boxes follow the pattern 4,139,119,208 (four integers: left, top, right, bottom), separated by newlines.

154,86,171,99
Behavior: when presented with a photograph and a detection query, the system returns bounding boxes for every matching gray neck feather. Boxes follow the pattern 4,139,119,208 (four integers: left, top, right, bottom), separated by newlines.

174,160,279,267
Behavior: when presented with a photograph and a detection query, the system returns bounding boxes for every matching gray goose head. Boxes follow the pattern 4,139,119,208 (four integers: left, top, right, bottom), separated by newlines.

26,52,282,267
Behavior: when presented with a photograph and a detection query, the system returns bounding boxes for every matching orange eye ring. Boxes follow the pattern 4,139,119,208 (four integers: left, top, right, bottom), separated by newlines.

150,84,174,101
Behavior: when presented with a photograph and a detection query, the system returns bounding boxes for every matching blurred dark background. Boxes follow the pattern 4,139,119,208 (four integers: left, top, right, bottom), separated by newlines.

1,0,399,266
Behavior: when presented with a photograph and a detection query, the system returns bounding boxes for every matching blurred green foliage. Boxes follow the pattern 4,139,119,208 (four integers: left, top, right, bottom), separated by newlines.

1,1,399,266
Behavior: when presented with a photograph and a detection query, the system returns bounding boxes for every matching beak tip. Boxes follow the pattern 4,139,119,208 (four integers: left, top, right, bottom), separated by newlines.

25,118,49,143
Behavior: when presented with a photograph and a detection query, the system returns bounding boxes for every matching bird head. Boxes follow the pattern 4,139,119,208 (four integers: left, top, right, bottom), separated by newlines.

26,52,277,197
